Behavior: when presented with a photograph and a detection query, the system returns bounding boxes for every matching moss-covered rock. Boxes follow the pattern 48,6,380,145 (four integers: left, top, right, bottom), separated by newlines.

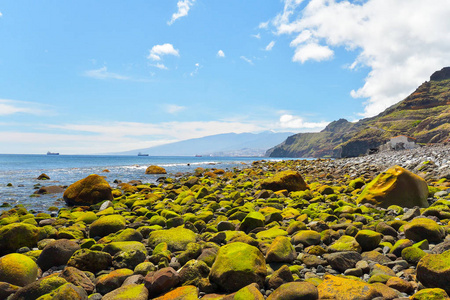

102,283,149,300
0,222,42,255
318,275,382,300
145,165,167,174
209,242,266,292
355,229,382,251
67,249,112,273
0,253,39,287
403,218,445,243
410,288,450,300
265,236,296,263
35,282,87,300
401,246,427,265
261,170,309,192
328,235,362,253
148,228,197,252
37,239,80,271
239,211,265,233
234,283,264,300
89,215,126,238
152,285,198,300
267,282,318,300
63,174,113,206
357,165,429,208
10,276,68,300
417,250,450,294
291,230,321,246
96,268,134,295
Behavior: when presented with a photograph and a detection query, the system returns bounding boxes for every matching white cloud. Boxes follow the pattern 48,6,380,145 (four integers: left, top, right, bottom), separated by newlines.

217,50,225,58
252,33,261,39
240,56,253,65
278,114,329,130
165,104,186,114
168,0,195,25
0,99,47,116
0,11,3,17
84,66,130,80
292,43,333,63
148,43,179,61
265,41,276,51
259,21,269,29
271,0,450,117
154,63,168,70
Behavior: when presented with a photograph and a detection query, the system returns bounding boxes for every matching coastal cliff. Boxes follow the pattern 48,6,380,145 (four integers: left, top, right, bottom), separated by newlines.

267,67,450,158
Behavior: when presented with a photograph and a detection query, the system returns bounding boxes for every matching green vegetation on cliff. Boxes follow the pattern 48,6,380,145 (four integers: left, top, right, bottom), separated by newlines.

267,68,450,158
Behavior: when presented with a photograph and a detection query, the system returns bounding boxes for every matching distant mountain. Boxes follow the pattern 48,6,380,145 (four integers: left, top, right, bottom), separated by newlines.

267,67,450,158
113,131,294,156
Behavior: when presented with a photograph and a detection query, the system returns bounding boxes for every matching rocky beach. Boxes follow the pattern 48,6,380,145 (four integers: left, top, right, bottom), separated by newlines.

0,145,450,299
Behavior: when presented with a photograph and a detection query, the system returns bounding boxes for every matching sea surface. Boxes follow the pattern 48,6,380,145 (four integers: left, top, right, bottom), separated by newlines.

0,154,288,212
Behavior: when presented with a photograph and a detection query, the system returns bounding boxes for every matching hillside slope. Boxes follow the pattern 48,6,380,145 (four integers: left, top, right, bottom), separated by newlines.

267,67,450,158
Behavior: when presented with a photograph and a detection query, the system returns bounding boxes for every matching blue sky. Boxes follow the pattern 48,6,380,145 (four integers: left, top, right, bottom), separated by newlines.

1,0,450,154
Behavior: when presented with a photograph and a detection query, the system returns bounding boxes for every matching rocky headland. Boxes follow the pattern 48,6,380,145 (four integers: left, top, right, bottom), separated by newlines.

0,145,450,299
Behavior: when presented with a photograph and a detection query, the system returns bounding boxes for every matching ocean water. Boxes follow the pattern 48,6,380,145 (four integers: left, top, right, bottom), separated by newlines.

0,154,285,213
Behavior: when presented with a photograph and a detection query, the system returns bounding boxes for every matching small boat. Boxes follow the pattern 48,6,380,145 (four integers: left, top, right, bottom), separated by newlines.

195,155,202,157
138,152,149,156
47,151,59,155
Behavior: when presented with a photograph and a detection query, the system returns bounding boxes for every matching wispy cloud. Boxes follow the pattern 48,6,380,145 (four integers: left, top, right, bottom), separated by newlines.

240,56,254,65
165,104,186,114
0,99,48,116
153,63,168,70
84,66,130,80
168,0,196,25
0,11,3,17
271,0,450,117
252,33,261,39
265,41,276,51
259,21,269,29
190,63,201,76
148,43,179,61
217,50,225,58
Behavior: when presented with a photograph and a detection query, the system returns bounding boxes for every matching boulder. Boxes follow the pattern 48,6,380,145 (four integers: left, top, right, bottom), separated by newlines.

9,276,68,300
261,170,309,192
37,173,50,180
355,230,382,251
267,265,294,290
239,211,265,233
102,284,149,300
417,250,450,294
67,249,112,273
96,268,134,295
60,266,95,294
403,218,445,243
143,267,180,297
89,215,126,238
209,242,267,292
145,166,167,174
35,283,87,300
357,165,429,208
37,239,80,271
148,228,197,252
323,251,362,273
234,283,264,300
266,236,296,263
152,285,198,300
0,253,38,286
328,235,361,253
34,186,65,194
0,282,20,299
291,230,321,247
318,275,382,300
63,174,113,206
410,288,450,300
0,222,42,255
267,282,319,300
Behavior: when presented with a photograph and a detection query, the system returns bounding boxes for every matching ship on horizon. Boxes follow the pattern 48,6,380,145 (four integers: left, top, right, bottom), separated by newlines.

46,151,59,155
138,152,149,156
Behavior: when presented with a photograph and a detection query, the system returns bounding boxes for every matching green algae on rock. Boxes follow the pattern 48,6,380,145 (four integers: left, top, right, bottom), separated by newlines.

63,174,113,206
265,236,296,263
417,249,450,294
267,281,318,300
261,170,309,192
89,215,126,238
148,227,197,252
403,218,445,243
145,165,167,174
357,165,429,208
0,222,43,255
0,253,38,287
209,242,266,292
102,283,148,300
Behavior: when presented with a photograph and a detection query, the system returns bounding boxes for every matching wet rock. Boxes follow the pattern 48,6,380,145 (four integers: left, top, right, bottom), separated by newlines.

63,174,113,206
145,166,167,174
34,186,65,194
37,173,50,180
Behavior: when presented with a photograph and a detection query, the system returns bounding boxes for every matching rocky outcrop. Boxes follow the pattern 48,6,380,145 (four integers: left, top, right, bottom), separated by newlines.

63,174,113,206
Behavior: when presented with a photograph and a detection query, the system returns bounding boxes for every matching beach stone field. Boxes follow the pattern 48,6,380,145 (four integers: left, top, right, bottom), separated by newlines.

1,145,450,299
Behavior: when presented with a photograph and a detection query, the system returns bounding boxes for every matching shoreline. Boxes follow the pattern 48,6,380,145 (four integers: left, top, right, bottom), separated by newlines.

0,145,449,298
